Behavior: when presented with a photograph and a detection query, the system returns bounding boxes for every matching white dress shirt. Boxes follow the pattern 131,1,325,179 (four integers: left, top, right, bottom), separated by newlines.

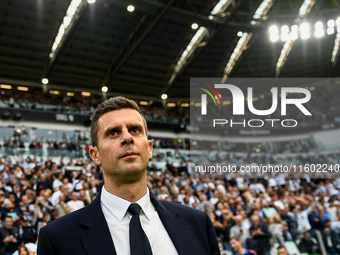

100,186,178,255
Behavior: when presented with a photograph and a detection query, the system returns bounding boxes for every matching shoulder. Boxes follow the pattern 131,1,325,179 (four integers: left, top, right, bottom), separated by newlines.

42,206,86,234
247,249,258,255
157,200,209,224
159,200,205,215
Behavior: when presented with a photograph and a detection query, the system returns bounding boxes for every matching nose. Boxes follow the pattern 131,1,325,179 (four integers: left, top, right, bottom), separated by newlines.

121,128,133,146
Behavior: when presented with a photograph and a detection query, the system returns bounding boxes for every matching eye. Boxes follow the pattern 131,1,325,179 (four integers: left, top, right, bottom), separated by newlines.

131,127,140,133
109,130,117,136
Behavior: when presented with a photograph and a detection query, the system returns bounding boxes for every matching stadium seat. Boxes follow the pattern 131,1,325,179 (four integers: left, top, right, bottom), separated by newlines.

284,241,308,255
220,250,233,255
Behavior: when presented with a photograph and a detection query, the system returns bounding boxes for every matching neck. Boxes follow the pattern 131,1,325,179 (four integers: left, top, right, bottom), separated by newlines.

236,246,245,254
104,173,148,203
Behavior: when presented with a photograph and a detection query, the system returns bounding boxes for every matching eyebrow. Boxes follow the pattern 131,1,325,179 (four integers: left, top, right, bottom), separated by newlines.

103,123,145,137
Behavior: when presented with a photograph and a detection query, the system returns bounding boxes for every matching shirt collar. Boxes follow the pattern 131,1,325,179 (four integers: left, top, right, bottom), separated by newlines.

100,185,152,222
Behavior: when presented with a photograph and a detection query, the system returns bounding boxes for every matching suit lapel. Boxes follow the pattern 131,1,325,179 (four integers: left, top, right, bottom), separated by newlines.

79,196,117,255
150,195,199,255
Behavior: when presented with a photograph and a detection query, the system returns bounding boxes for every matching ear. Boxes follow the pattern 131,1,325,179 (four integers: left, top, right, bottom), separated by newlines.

89,147,102,166
148,140,153,160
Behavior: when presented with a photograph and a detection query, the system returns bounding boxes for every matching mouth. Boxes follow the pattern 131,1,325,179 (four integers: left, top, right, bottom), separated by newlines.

120,151,139,159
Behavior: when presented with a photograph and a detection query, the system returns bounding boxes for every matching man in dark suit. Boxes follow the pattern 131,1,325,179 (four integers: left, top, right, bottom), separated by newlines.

37,96,219,255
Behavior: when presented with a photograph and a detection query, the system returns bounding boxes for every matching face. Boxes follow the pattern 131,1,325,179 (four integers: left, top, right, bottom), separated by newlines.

251,216,260,227
19,247,28,255
5,217,13,228
71,192,78,201
90,109,152,184
229,239,241,251
277,247,288,255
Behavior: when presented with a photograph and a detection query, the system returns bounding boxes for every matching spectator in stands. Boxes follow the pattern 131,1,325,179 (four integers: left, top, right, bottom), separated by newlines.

198,194,213,211
229,215,250,247
297,231,318,254
252,201,265,219
54,194,70,217
276,246,288,255
4,200,20,223
0,216,21,255
248,214,271,255
221,209,235,251
323,227,338,255
66,191,84,212
19,215,37,244
262,201,277,218
36,173,52,194
229,236,257,255
293,196,316,234
267,216,284,245
326,198,339,221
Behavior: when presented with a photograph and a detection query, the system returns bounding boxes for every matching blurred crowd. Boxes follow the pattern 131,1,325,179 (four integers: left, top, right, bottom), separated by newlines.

1,82,340,130
0,90,190,125
1,154,340,254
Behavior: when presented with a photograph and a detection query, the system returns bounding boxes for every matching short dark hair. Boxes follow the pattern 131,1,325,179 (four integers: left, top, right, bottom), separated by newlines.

277,245,287,251
90,96,147,147
4,215,13,221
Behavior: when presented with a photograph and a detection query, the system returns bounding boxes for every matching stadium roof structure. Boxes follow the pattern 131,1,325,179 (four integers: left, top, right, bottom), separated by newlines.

0,0,339,102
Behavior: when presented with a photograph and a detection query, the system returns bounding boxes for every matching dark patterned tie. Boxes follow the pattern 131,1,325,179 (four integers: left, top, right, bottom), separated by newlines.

127,203,153,255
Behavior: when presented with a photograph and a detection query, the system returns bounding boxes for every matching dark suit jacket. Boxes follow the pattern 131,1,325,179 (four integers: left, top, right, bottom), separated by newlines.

37,194,220,255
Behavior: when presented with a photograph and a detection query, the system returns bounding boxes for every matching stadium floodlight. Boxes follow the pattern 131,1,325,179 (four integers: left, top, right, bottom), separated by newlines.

328,19,335,28
87,0,95,4
269,25,279,42
161,94,168,100
127,5,135,12
281,25,289,33
327,27,335,35
315,21,324,38
281,25,290,41
315,21,323,30
275,0,315,77
290,25,299,40
327,20,335,35
270,34,279,42
101,86,108,93
191,23,198,30
222,33,253,81
210,0,233,15
253,0,275,20
168,27,208,85
42,78,49,85
300,23,310,40
49,0,85,60
269,25,279,34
